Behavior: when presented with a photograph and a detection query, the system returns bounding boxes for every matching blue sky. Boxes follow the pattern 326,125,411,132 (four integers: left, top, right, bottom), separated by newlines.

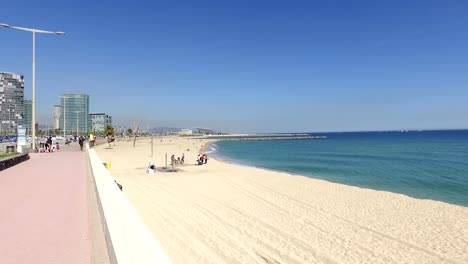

1,0,467,133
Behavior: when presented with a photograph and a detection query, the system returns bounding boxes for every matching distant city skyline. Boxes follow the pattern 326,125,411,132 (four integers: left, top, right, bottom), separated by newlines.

1,1,467,133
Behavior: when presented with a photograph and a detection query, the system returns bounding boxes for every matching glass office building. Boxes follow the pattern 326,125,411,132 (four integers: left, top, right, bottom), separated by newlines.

59,94,90,135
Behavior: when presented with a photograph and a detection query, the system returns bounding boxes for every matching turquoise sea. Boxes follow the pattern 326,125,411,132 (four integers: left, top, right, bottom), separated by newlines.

209,130,468,207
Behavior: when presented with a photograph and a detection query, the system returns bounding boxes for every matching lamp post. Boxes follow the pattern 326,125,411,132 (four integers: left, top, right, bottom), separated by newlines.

74,111,82,137
7,99,12,135
60,95,70,138
1,23,65,150
63,97,67,138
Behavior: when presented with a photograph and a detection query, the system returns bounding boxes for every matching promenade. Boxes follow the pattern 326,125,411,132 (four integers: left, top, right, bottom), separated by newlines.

0,143,109,264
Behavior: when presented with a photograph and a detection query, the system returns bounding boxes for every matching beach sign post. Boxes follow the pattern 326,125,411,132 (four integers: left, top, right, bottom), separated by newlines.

17,125,26,153
151,134,153,157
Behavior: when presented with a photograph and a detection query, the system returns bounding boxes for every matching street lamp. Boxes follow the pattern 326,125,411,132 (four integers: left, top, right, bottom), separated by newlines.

59,95,71,138
74,111,82,137
7,99,12,135
63,97,67,138
1,23,65,150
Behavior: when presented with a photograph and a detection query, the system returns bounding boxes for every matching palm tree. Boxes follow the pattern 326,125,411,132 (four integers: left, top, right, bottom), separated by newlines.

105,125,114,136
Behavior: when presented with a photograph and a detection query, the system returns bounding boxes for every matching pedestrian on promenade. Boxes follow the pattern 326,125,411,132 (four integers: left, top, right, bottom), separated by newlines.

46,136,53,152
78,136,84,151
89,133,95,148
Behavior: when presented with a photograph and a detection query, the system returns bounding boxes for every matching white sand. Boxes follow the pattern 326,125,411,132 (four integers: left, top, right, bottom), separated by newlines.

96,137,468,264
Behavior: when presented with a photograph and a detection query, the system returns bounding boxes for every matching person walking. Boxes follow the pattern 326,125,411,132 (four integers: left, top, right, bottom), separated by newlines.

46,136,53,152
78,136,84,151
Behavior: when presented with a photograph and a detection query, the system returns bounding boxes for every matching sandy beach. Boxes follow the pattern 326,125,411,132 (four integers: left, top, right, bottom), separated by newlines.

95,137,468,264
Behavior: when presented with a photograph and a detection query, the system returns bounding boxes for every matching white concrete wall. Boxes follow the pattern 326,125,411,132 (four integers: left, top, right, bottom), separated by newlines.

88,147,171,264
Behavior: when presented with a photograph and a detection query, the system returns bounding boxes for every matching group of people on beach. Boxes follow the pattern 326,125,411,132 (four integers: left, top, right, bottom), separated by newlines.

197,154,208,165
171,153,185,165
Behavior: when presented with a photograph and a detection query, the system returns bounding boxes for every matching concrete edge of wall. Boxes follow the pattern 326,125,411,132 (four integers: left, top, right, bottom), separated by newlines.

0,153,29,171
87,146,171,264
86,151,117,264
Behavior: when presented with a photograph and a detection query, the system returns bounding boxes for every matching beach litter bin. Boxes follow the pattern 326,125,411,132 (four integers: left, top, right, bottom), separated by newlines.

6,145,15,153
103,162,112,169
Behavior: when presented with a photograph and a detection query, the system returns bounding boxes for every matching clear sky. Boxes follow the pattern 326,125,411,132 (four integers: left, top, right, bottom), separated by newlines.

1,0,467,133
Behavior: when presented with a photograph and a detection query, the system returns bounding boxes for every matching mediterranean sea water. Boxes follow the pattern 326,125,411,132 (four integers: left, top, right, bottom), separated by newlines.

209,130,468,207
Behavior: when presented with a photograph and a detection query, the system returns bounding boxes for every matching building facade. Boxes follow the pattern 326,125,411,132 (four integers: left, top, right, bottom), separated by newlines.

59,94,90,135
23,99,32,135
179,129,193,135
196,128,215,135
0,72,25,135
90,113,112,133
53,105,61,129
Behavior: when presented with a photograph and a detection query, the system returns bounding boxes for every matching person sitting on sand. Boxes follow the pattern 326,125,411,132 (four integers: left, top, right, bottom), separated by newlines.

148,162,156,174
203,154,208,164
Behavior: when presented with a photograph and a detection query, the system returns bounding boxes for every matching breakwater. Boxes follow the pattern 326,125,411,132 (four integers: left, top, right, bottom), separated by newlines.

207,134,327,141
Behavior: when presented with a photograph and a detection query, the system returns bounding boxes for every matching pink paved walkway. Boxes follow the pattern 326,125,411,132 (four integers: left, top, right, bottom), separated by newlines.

0,144,91,264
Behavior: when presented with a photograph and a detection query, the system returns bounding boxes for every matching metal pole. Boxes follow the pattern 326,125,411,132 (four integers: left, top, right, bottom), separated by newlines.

63,97,66,138
85,112,87,134
76,111,78,137
8,100,11,134
1,24,64,149
32,31,36,150
165,153,167,168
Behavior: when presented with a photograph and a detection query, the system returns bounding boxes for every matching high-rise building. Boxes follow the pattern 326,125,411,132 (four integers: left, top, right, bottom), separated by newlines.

59,94,90,135
53,105,61,129
90,113,112,132
23,99,32,135
0,72,25,134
